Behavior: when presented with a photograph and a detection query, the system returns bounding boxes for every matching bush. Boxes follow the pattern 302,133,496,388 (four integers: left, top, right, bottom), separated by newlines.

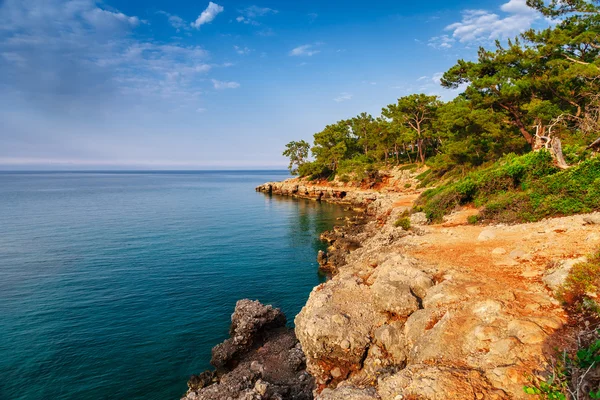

467,215,480,224
394,217,411,230
337,155,379,183
415,151,600,223
298,162,332,180
557,250,600,307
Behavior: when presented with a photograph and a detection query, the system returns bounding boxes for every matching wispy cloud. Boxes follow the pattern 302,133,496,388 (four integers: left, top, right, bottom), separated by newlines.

428,35,455,49
289,44,321,57
334,92,353,102
308,13,318,23
234,45,252,55
157,11,189,32
0,0,234,110
236,5,278,25
192,2,224,29
212,79,240,89
443,0,540,44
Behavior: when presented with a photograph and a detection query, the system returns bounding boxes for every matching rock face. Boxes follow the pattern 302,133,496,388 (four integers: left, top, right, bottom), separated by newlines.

184,174,600,400
256,181,378,209
182,300,314,400
290,198,591,400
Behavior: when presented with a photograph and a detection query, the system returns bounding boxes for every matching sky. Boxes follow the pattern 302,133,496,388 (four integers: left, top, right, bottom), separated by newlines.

0,0,551,170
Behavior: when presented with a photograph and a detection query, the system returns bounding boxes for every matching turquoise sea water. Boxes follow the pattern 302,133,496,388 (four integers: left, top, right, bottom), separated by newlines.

0,171,349,400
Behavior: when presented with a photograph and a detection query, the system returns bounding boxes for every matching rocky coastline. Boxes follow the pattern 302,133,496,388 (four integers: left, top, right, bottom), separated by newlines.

184,172,600,400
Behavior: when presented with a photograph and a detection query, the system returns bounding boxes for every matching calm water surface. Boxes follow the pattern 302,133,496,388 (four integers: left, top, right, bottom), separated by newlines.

0,171,349,400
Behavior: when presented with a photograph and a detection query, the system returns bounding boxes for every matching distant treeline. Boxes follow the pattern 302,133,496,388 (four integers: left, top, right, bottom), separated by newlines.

284,0,600,180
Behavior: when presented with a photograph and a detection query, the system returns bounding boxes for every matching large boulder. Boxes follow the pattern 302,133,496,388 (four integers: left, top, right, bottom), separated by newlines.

183,300,314,400
211,299,287,369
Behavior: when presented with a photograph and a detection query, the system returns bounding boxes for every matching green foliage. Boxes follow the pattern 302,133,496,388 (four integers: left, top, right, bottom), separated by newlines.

416,151,600,222
284,0,600,185
467,215,480,225
297,161,332,180
524,320,600,400
558,250,600,306
523,380,567,400
337,155,378,182
394,217,411,230
283,140,310,175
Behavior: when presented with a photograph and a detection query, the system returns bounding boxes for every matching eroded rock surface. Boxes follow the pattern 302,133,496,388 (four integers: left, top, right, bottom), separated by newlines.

292,198,600,400
182,300,314,400
189,174,600,400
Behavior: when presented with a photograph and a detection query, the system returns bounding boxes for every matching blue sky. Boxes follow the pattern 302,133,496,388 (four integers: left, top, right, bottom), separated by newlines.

0,0,550,169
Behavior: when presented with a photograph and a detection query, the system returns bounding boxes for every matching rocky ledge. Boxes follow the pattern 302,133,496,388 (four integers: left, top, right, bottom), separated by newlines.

185,173,600,400
293,203,600,399
182,300,314,400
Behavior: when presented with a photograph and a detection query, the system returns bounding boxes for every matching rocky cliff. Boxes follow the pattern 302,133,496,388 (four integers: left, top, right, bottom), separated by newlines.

185,169,600,399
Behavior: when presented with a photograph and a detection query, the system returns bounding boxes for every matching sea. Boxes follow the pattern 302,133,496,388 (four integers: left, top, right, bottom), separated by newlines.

0,171,350,400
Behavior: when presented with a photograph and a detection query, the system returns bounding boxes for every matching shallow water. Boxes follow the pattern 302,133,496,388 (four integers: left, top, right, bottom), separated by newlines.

0,171,349,400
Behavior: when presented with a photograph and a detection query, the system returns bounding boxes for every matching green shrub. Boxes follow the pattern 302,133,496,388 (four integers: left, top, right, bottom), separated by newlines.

394,217,411,230
415,151,600,223
467,215,480,224
557,250,600,307
399,163,418,171
337,155,379,183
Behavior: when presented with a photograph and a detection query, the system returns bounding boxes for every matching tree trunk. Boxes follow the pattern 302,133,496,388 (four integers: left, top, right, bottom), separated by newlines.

418,139,425,163
403,144,412,163
551,138,569,169
587,136,600,151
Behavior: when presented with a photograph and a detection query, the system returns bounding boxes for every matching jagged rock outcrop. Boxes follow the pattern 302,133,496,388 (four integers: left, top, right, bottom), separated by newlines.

256,181,377,210
292,202,583,400
186,174,600,400
182,300,314,400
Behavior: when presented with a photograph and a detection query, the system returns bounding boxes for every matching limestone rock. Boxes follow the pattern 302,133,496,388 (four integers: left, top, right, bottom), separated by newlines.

318,386,380,400
211,299,286,369
410,212,428,226
183,300,314,400
477,230,496,241
371,280,419,316
583,215,600,225
543,257,587,291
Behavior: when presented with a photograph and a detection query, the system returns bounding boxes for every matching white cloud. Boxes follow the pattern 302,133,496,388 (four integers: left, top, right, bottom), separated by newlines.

428,35,455,49
157,11,189,32
241,6,278,18
192,2,224,29
83,8,141,28
431,72,444,84
417,76,428,81
234,45,252,55
289,44,320,57
444,0,540,43
196,107,207,113
236,5,277,25
0,0,222,108
212,79,240,89
334,92,353,102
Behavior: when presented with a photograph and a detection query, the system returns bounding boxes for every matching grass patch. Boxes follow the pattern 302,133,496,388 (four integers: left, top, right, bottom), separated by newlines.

415,151,600,223
394,217,411,230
